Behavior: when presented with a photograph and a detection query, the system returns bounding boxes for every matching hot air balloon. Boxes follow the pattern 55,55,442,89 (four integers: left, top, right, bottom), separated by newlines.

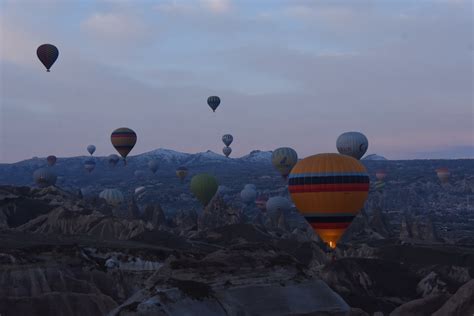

256,195,269,212
266,196,291,214
271,147,298,179
288,153,370,249
244,184,257,191
99,189,124,206
375,170,387,181
207,96,220,112
223,146,232,158
176,166,188,182
84,159,96,173
374,180,385,192
148,160,159,174
241,188,257,205
33,168,57,188
111,127,137,165
87,145,96,156
135,186,146,196
47,155,57,167
190,173,218,206
222,134,233,147
436,167,450,183
336,132,368,160
108,154,120,167
36,44,59,72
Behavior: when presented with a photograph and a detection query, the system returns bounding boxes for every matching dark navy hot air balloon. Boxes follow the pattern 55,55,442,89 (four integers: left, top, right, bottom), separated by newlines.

207,96,221,112
37,44,59,72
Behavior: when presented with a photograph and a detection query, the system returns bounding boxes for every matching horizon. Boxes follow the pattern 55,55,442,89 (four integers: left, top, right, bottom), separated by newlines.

1,0,473,163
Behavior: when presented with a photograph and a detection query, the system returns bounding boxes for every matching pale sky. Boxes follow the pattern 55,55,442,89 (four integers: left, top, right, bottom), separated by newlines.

0,0,473,163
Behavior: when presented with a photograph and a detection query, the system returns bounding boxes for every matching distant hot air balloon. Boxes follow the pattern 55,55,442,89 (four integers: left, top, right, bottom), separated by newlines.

436,167,450,183
244,184,257,191
46,155,57,167
256,195,269,212
374,180,385,192
375,170,387,181
87,145,96,156
148,160,159,174
207,96,221,112
33,168,57,188
108,154,120,167
223,146,232,158
336,132,368,160
135,186,146,195
84,159,96,173
288,153,370,249
36,44,59,72
241,188,257,204
266,196,291,214
99,189,124,206
111,127,137,165
176,166,188,182
271,147,298,179
190,173,218,206
222,134,233,147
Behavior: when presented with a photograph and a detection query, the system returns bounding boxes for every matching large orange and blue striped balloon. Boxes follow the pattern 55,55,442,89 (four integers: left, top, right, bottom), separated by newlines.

288,153,369,249
111,128,137,163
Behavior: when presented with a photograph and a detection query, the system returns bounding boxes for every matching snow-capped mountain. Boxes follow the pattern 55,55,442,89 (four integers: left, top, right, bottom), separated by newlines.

238,150,272,163
363,154,388,161
134,148,191,164
185,150,230,165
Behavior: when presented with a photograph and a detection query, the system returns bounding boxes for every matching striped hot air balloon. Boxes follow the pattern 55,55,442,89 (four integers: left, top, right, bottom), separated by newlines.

99,189,124,206
288,153,370,249
111,127,137,165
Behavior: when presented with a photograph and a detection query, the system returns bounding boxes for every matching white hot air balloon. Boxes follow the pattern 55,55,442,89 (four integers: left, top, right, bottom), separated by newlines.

336,132,368,160
99,189,124,206
241,188,257,204
266,196,291,214
244,184,257,191
87,144,96,156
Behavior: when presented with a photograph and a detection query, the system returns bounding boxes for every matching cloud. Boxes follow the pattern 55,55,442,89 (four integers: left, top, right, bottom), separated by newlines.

81,12,146,40
200,0,231,14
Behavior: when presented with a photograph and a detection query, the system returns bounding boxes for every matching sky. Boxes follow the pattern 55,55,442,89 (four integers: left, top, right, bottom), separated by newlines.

0,0,473,163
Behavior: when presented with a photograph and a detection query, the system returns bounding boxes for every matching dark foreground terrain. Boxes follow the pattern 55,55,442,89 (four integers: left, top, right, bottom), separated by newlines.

0,185,473,316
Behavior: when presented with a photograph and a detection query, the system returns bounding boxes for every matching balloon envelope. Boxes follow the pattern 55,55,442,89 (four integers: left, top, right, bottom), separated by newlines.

33,168,57,188
84,159,96,173
176,166,189,182
266,196,291,214
256,195,269,212
47,155,57,167
87,145,96,156
436,168,450,183
111,128,137,159
148,160,159,174
375,170,387,181
241,188,257,204
190,173,218,206
207,96,220,112
336,132,368,160
288,153,369,249
108,154,120,167
37,44,59,72
271,147,298,179
99,189,124,206
244,184,257,191
223,146,232,158
222,134,233,147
